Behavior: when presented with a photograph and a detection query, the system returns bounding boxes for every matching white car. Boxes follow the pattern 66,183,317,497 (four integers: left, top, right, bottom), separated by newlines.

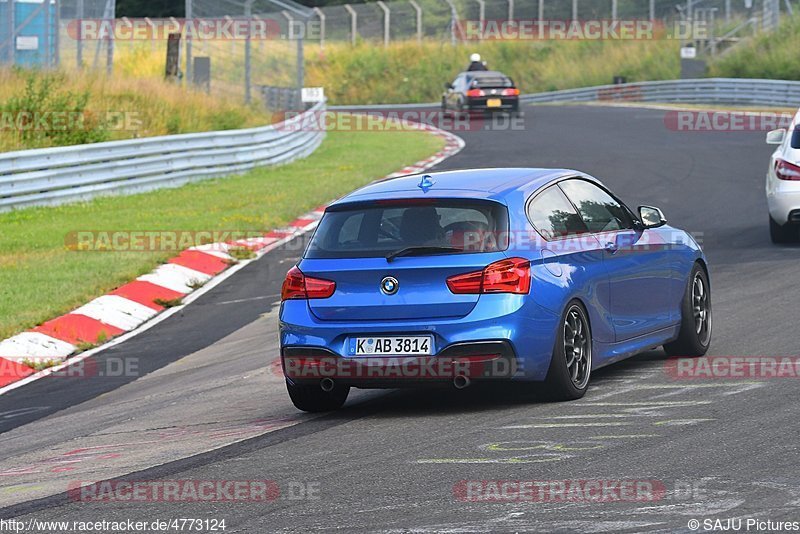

766,109,800,243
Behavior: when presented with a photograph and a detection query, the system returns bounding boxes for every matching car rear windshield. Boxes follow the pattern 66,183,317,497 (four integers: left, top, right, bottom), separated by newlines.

305,199,509,259
792,126,800,149
469,73,514,88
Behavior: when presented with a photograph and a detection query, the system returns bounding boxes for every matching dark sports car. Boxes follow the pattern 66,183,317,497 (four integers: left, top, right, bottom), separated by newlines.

442,70,520,115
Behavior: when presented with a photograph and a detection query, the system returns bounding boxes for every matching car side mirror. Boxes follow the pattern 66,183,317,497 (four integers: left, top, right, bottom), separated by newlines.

766,128,786,145
444,82,453,90
639,206,667,229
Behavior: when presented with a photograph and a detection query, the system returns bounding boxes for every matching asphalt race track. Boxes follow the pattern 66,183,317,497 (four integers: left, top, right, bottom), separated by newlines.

1,105,798,532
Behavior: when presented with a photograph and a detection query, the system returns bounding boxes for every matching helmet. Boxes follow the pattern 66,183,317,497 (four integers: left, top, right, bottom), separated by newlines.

470,53,481,62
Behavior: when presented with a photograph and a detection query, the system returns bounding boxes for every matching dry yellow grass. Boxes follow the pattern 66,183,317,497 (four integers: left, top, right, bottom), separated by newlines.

0,65,272,152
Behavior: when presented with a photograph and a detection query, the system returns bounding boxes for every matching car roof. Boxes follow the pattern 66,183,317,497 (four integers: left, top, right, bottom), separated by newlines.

329,168,590,206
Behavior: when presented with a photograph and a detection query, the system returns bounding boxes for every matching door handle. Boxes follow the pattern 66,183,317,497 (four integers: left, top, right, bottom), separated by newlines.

604,242,619,254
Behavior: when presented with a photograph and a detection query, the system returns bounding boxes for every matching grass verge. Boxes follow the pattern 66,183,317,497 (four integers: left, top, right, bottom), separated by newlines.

0,127,444,341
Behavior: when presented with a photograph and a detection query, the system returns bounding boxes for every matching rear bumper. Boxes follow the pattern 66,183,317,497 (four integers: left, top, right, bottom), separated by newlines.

279,294,560,385
282,341,518,388
466,96,519,112
767,181,800,225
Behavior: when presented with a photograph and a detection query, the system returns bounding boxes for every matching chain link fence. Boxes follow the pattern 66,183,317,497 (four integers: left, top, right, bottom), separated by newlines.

306,0,794,46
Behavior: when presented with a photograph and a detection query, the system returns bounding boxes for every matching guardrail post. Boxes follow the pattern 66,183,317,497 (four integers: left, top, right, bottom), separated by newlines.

611,0,617,20
377,1,390,46
344,4,357,45
409,0,422,42
538,0,543,22
649,0,655,20
507,0,513,21
572,0,578,20
313,7,325,48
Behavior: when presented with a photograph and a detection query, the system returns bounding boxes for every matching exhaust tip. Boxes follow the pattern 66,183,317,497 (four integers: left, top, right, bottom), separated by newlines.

320,378,335,392
453,375,470,389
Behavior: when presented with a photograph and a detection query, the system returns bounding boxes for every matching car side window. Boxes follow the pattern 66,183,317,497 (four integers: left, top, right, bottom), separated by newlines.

527,185,589,240
454,75,466,91
558,179,634,234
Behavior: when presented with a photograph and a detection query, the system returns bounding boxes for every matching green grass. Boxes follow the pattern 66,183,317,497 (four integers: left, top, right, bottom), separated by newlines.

0,128,444,341
710,13,800,80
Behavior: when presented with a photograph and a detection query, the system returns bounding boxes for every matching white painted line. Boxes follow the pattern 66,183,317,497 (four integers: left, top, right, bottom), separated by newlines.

137,264,211,293
72,295,158,331
0,332,76,362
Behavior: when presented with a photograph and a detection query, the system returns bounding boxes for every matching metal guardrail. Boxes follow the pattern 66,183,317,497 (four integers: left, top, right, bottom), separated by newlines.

520,78,800,108
0,101,326,211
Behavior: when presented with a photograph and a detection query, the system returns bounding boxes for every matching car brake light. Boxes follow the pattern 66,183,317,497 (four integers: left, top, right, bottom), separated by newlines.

281,266,336,301
775,159,800,181
466,89,485,97
447,257,531,295
501,88,520,96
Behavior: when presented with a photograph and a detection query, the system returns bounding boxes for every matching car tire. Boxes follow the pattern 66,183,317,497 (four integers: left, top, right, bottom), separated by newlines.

664,263,712,357
286,380,349,412
543,300,592,401
769,215,797,244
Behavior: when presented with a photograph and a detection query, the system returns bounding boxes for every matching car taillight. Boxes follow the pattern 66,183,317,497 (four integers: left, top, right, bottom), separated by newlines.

281,266,336,301
775,159,800,181
501,88,520,96
466,89,485,97
446,257,531,295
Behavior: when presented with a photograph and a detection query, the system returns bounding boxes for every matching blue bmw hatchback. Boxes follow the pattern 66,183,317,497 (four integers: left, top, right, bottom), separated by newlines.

279,168,711,411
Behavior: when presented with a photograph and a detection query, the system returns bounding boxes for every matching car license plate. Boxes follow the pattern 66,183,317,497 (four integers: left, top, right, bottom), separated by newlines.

487,98,502,107
352,336,432,356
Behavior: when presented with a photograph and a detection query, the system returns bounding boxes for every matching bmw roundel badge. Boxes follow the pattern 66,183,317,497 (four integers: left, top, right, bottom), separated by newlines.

380,276,399,295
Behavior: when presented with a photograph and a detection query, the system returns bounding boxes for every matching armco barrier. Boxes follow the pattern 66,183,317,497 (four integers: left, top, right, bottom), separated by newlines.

0,101,327,211
519,78,800,108
329,78,800,112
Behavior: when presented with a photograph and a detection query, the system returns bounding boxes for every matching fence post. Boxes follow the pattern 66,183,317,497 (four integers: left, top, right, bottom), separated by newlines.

572,0,578,20
475,0,485,39
649,0,655,20
344,4,357,45
313,7,325,48
377,1,390,46
444,0,458,44
7,0,15,64
538,0,543,22
54,0,60,66
43,0,51,66
507,0,513,21
409,0,422,42
185,0,192,86
106,0,114,74
244,0,253,103
611,0,617,20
